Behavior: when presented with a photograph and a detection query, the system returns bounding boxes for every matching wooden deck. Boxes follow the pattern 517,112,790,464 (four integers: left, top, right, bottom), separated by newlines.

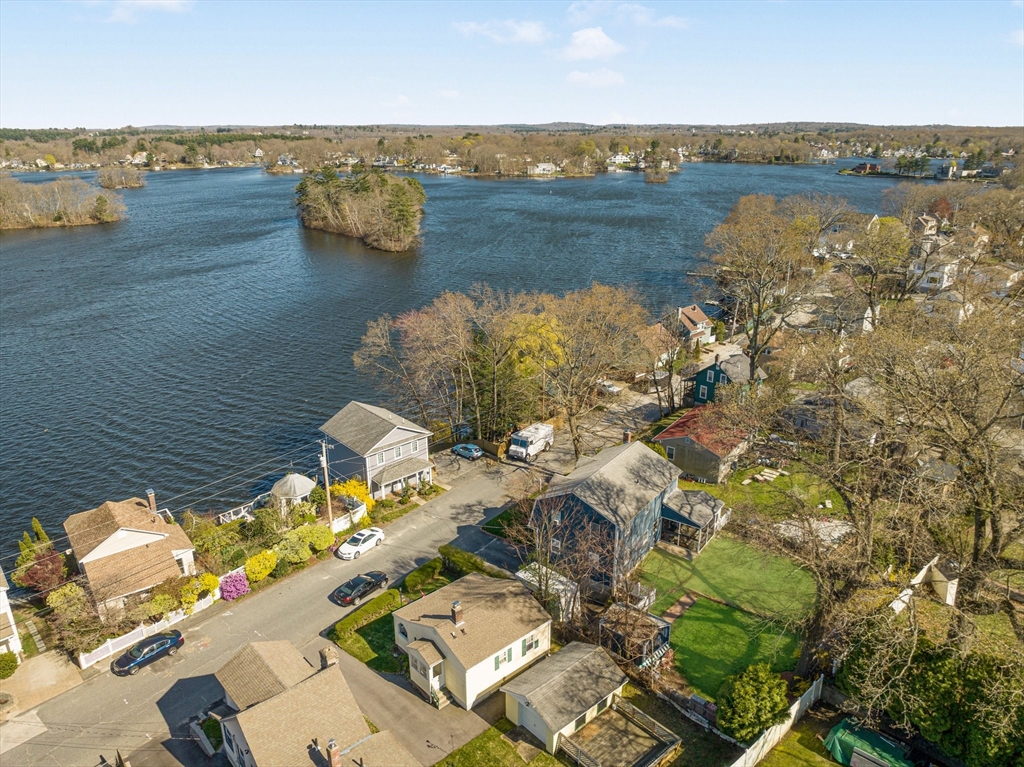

570,708,662,767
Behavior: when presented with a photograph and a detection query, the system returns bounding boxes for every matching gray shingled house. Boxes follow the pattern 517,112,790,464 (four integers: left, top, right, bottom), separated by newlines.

320,401,432,500
533,442,680,587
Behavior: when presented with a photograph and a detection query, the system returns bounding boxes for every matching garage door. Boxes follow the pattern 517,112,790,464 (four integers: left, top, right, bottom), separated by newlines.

518,701,548,747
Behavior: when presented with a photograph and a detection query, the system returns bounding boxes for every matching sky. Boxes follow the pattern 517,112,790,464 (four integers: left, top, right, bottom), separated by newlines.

0,0,1022,128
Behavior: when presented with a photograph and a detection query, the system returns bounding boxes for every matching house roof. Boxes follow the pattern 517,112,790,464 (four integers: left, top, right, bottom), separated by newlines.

0,565,8,590
407,639,443,666
344,731,421,767
319,401,431,456
654,407,747,458
600,603,670,641
228,665,384,767
677,305,709,333
270,473,316,500
215,641,314,710
63,498,195,602
375,456,432,486
540,442,679,528
662,489,724,528
393,574,551,669
637,322,678,358
500,643,626,733
718,353,765,383
0,612,15,642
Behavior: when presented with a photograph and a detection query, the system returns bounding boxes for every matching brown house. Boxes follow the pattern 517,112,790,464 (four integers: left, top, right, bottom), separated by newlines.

64,497,195,616
653,407,749,483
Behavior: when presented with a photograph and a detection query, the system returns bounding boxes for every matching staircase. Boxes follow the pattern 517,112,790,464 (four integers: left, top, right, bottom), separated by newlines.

432,687,456,710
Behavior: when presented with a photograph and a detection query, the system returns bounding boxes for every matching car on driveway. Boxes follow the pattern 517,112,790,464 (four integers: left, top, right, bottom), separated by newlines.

333,571,389,606
336,527,385,560
111,631,184,676
451,443,484,460
597,380,623,396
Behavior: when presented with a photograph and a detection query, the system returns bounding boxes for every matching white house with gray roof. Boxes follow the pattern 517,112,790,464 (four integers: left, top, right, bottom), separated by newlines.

319,401,433,500
501,642,627,754
392,573,552,710
0,565,23,660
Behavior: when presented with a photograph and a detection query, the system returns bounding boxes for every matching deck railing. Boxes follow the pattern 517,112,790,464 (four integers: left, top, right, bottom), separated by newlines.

613,696,681,746
558,735,601,767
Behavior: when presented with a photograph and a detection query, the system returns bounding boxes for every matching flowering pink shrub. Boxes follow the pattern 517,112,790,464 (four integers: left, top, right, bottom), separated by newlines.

220,571,250,601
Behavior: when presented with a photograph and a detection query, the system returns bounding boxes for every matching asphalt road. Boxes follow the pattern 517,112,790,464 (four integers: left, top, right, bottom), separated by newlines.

1,460,522,767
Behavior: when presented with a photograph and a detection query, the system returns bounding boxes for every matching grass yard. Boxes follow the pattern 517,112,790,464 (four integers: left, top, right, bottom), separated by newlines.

641,537,817,621
679,466,846,522
482,508,518,539
760,704,844,767
335,613,405,673
438,718,565,767
671,599,800,701
620,684,743,767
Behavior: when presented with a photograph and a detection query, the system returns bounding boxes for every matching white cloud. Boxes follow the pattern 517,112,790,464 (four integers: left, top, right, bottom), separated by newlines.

107,0,192,23
562,27,625,60
439,89,459,99
453,19,550,44
618,3,687,28
566,68,625,88
567,1,615,24
569,2,687,29
1013,28,1024,46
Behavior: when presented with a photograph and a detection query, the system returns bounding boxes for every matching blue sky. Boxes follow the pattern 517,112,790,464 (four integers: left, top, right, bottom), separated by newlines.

1,0,1022,128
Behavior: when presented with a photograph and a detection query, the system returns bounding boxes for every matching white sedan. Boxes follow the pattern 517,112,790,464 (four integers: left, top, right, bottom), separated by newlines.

597,380,623,396
336,527,385,560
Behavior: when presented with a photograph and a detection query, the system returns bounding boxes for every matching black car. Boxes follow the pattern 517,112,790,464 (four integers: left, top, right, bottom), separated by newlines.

333,571,389,606
111,631,184,676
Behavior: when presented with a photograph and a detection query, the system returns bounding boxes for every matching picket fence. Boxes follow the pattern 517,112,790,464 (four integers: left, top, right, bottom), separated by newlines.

77,592,216,670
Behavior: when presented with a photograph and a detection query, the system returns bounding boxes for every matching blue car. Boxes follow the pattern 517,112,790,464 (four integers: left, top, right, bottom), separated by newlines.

111,631,184,676
451,443,484,460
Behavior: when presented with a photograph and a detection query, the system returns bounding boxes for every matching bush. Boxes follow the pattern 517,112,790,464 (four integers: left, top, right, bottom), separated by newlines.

376,499,397,512
201,717,223,750
331,478,375,515
245,550,277,583
287,501,318,527
46,582,88,616
329,589,402,642
299,524,335,552
18,551,67,592
0,652,18,679
136,593,177,622
223,545,247,570
439,544,489,578
403,558,443,594
643,440,668,459
271,558,292,579
716,663,790,743
275,536,311,566
308,485,327,510
220,571,250,601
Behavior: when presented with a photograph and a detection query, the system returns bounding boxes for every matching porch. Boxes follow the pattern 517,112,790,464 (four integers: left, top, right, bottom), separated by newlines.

560,695,680,767
371,456,433,499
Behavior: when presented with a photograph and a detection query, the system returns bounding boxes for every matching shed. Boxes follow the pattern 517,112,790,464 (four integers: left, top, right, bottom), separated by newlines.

271,473,316,509
824,718,913,767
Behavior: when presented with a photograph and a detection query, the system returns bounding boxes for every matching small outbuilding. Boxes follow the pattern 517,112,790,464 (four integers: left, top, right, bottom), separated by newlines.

270,473,317,510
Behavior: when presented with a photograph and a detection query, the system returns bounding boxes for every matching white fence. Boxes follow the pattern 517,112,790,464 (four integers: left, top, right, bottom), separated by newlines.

726,674,824,767
330,501,367,534
77,593,215,669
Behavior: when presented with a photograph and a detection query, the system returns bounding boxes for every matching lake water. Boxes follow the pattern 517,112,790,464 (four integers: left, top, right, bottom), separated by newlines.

0,161,909,557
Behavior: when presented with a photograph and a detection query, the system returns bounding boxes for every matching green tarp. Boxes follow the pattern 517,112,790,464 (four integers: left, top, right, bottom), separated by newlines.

824,718,914,767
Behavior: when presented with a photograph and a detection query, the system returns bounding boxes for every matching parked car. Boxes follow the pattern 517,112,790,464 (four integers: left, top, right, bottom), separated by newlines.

336,527,385,560
333,571,389,606
597,380,623,396
111,631,184,676
451,443,484,460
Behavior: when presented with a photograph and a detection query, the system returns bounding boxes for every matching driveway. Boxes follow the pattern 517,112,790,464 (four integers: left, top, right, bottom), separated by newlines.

0,463,518,767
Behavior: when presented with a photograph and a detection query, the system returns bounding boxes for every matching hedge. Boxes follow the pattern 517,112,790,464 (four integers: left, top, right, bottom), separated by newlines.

402,558,443,594
439,544,510,579
0,652,18,680
329,589,402,642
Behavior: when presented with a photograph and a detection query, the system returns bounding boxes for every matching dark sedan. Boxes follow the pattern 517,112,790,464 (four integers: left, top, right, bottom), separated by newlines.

111,631,184,676
333,571,389,606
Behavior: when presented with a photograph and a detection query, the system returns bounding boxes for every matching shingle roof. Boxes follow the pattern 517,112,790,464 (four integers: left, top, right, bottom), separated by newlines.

0,565,8,591
662,489,723,528
375,456,432,485
319,401,430,456
677,304,709,332
229,665,377,767
63,498,196,602
500,643,626,732
654,407,747,458
215,641,314,710
0,611,15,642
407,639,443,666
540,442,679,527
344,730,421,767
270,473,316,500
393,574,551,669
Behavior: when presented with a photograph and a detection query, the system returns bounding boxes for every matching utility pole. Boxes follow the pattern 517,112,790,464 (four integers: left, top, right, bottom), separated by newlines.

320,441,333,530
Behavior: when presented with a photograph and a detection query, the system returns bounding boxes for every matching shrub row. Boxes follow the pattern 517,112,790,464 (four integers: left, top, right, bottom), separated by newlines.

329,589,402,642
402,558,443,595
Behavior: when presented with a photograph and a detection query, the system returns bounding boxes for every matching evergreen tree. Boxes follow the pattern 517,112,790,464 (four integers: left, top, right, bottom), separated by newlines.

716,663,790,743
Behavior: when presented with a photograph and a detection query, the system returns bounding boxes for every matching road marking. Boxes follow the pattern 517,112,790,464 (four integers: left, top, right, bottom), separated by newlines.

0,710,46,755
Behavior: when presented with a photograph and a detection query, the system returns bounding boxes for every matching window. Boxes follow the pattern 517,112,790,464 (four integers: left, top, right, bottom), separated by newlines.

551,538,562,553
395,444,402,459
666,446,675,460
553,510,562,526
597,696,608,714
719,374,727,383
574,713,588,731
377,452,385,465
706,370,714,382
398,623,408,639
522,634,537,655
223,727,234,754
412,439,419,452
494,647,513,670
698,385,708,400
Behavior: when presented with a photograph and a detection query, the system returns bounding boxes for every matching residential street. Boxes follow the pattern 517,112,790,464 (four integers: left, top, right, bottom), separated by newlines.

0,460,525,767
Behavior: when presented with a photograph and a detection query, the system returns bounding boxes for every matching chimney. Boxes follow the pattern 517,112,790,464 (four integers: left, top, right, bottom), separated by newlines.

146,489,157,514
714,354,720,365
326,738,342,767
623,430,632,444
451,600,463,626
319,645,339,669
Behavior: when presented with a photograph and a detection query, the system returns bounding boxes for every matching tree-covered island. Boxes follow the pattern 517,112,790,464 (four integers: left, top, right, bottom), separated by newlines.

295,166,425,252
0,176,124,230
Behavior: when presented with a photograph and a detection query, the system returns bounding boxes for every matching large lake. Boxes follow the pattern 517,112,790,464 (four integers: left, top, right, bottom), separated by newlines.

0,161,910,554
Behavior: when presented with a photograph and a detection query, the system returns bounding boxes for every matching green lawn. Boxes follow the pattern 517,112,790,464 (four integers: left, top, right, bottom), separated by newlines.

680,466,846,522
335,613,405,673
641,537,817,621
482,508,518,539
671,598,800,701
760,706,844,767
620,684,743,767
438,718,565,767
